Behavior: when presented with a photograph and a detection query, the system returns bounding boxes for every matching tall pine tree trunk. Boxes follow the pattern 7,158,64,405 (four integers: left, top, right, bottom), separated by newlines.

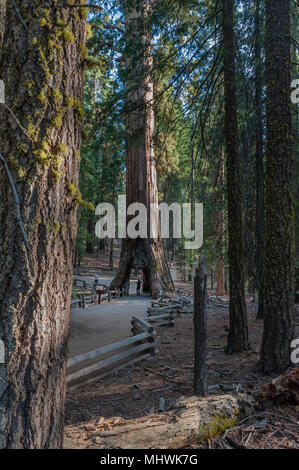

254,0,265,319
222,0,248,353
0,2,86,448
86,218,95,254
110,0,173,298
216,146,225,297
257,0,295,374
109,238,114,270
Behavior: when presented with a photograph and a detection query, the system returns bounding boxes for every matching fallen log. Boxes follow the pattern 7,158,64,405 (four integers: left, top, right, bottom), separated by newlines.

64,393,254,449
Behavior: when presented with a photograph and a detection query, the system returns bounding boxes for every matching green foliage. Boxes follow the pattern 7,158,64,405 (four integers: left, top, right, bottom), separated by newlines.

75,11,125,263
76,0,296,288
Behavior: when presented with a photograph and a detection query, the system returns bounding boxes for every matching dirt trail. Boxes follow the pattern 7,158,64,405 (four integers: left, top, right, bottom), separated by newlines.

69,268,192,358
69,290,152,357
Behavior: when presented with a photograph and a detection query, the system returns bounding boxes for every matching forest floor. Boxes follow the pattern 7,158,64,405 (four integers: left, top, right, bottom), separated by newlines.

64,252,299,449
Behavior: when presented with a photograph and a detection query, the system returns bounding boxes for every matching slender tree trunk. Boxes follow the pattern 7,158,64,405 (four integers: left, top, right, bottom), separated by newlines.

216,256,225,296
98,239,105,250
222,0,248,353
257,0,295,374
172,237,176,262
86,218,95,254
0,2,86,448
194,257,208,397
110,0,173,298
216,147,225,297
254,0,265,319
225,267,229,293
109,238,114,270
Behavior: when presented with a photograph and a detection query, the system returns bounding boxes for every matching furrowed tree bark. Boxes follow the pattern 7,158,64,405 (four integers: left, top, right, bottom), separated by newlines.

0,2,86,448
222,0,248,353
193,256,207,396
0,0,6,47
257,0,295,374
216,145,225,297
110,0,173,299
254,0,265,320
292,2,299,281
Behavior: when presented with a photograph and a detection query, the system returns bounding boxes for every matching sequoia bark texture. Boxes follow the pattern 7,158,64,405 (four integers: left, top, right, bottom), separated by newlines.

0,1,86,448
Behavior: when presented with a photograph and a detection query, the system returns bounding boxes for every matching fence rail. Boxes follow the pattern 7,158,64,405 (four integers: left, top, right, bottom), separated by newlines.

71,278,130,309
67,292,194,388
67,328,156,389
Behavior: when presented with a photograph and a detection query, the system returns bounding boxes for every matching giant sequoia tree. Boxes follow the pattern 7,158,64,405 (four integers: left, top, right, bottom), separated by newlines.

110,0,173,298
257,0,295,373
222,0,248,353
0,2,86,448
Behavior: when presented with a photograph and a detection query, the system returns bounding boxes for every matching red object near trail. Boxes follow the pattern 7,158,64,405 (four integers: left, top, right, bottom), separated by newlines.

97,289,106,304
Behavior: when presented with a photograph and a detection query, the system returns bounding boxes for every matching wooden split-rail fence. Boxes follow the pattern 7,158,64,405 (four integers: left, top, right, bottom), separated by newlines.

67,316,156,389
68,285,194,388
71,278,130,308
139,292,193,328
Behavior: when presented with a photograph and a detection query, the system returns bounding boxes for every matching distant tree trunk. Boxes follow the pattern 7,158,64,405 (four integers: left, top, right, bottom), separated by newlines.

216,260,225,296
254,0,265,319
109,238,114,270
98,239,105,250
216,147,225,297
225,267,229,293
172,237,176,262
74,247,81,268
86,218,95,254
0,2,86,448
110,0,173,298
222,0,248,353
257,0,295,374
